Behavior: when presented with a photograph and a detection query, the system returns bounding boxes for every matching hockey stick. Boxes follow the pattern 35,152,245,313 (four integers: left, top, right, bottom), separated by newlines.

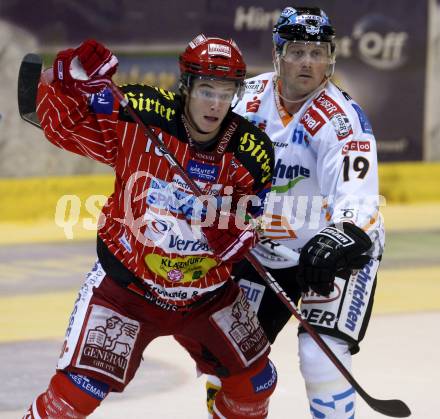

17,53,43,128
17,54,411,417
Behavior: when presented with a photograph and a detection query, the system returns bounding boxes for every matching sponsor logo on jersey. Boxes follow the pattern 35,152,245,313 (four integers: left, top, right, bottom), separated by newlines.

246,96,261,113
147,217,175,234
144,211,211,255
300,107,325,136
271,159,310,192
124,90,176,121
291,127,310,147
342,140,371,155
208,43,232,57
239,132,272,183
352,103,373,134
76,306,140,383
143,213,184,246
187,160,219,182
172,174,222,196
330,113,353,140
168,235,211,253
313,92,343,118
144,254,217,283
143,209,183,243
251,360,277,393
244,79,268,94
90,88,114,115
146,177,205,220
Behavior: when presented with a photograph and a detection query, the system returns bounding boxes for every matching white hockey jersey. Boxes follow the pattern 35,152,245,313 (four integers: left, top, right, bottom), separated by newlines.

234,72,384,267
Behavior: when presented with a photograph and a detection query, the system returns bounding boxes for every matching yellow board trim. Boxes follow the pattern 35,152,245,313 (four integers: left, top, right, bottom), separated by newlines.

2,265,439,343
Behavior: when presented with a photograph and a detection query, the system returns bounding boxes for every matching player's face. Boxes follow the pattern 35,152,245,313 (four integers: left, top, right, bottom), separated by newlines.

278,41,331,99
187,79,237,133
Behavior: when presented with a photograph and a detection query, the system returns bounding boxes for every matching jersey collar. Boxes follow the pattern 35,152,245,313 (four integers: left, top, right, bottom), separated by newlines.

273,77,294,127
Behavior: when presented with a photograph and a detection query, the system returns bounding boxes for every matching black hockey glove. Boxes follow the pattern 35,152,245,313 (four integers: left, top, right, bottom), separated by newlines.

297,222,372,296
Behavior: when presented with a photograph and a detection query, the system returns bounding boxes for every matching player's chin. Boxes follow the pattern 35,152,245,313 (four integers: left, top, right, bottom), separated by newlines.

297,79,320,94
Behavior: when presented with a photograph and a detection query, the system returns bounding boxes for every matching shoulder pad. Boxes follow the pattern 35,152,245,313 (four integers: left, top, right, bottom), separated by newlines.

118,84,179,125
311,92,353,140
234,118,274,188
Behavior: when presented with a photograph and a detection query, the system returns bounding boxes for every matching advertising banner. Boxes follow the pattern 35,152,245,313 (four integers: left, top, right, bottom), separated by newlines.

1,0,428,161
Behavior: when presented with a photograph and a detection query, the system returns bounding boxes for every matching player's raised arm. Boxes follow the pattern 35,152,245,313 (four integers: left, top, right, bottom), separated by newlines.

37,40,120,166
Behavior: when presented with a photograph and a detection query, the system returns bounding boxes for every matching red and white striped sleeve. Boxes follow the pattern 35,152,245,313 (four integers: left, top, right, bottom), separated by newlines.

36,80,120,167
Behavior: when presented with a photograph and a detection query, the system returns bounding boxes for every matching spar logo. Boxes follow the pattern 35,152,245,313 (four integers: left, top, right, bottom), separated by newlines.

246,96,261,113
77,307,140,383
146,177,205,220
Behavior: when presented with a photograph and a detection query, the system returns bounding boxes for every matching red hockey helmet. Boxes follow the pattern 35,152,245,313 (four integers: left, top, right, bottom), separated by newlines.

179,34,246,87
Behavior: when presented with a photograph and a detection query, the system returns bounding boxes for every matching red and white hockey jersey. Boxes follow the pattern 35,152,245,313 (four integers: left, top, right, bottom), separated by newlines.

234,72,384,266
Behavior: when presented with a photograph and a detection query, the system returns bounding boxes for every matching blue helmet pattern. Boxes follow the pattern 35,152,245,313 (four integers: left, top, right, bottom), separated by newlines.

273,7,336,53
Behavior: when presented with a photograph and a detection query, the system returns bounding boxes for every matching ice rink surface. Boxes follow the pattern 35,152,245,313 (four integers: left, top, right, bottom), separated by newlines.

1,238,439,418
